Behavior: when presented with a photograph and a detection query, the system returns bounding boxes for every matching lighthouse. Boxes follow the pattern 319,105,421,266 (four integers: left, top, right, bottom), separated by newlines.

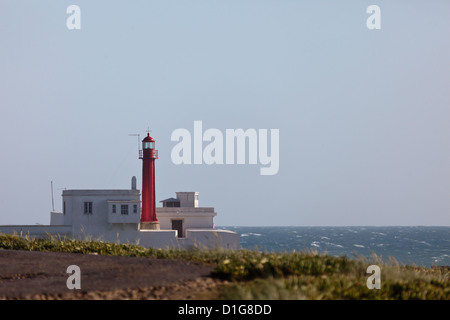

140,132,160,230
0,128,240,249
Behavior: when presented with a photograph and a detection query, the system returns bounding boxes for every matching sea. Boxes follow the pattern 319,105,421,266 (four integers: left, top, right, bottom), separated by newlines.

219,226,450,267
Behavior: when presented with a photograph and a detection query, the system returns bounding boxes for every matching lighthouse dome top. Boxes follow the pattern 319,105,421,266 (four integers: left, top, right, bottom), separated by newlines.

142,133,155,142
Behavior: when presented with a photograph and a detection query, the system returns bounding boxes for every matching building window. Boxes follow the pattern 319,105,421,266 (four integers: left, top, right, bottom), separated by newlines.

84,202,93,214
63,201,66,215
166,202,180,208
112,204,116,214
121,204,128,215
133,204,138,214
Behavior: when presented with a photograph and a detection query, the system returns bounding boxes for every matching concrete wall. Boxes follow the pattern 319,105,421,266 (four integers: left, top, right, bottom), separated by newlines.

0,225,72,237
137,229,240,250
0,225,240,250
185,229,241,250
73,224,142,244
50,211,64,225
137,230,179,248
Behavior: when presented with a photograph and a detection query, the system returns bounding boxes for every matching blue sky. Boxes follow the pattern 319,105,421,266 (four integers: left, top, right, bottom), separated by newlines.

1,1,449,226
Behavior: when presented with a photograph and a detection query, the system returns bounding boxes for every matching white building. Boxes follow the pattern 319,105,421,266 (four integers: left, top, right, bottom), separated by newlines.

158,192,216,238
0,178,240,250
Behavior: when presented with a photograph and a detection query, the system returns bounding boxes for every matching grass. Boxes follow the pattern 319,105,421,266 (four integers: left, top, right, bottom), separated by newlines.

0,233,448,300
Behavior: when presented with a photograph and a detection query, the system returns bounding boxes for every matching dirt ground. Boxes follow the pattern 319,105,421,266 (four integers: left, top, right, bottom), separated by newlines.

0,249,226,300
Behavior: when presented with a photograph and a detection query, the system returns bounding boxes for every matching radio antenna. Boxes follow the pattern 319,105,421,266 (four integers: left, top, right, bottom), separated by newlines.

128,133,141,158
50,181,55,212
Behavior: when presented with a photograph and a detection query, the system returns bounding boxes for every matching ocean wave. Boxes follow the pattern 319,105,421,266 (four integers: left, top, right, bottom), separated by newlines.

432,254,450,264
310,241,320,248
240,233,262,237
325,242,344,248
412,240,432,246
353,244,365,248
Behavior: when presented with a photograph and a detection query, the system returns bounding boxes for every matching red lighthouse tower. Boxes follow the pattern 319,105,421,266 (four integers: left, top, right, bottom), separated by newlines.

140,132,160,230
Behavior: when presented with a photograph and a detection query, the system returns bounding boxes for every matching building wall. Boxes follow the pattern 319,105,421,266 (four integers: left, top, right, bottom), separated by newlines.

157,207,216,237
176,192,199,208
62,189,141,238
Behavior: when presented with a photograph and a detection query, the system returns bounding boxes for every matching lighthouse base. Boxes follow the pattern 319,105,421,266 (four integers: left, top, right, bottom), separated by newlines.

140,221,160,230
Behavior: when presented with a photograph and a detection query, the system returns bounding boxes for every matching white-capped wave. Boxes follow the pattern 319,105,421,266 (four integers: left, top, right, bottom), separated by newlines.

310,241,320,248
240,233,262,237
325,242,343,248
412,240,431,246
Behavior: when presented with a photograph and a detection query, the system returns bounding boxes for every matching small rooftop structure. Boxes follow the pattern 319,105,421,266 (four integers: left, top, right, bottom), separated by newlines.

160,198,180,207
157,192,215,238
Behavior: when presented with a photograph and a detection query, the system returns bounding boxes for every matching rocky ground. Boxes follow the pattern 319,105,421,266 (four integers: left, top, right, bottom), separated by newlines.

0,249,226,300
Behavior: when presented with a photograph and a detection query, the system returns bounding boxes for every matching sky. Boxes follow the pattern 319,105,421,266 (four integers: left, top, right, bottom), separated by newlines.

0,1,449,226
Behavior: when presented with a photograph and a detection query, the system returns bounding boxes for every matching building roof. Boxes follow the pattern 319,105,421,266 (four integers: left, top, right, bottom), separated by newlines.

63,189,140,196
160,197,180,203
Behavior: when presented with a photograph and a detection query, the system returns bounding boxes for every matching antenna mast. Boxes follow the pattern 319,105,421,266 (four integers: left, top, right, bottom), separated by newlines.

128,133,142,158
50,181,55,212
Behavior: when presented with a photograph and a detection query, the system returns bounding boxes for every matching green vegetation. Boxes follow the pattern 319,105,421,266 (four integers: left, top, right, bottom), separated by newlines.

0,233,448,299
